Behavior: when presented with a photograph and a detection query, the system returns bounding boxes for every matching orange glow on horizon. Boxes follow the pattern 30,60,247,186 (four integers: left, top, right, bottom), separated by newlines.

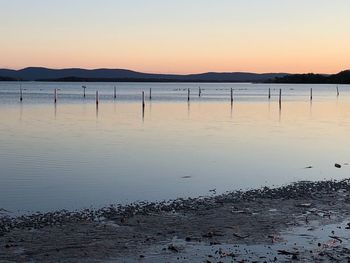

1,0,350,74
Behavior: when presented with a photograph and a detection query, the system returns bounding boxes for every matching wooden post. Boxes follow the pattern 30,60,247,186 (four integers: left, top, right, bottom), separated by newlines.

20,87,23,102
310,88,313,101
187,88,190,102
96,90,99,105
230,88,233,104
114,86,117,99
149,88,152,100
337,86,339,97
268,88,271,99
82,86,86,98
199,86,201,97
54,89,57,104
279,89,282,109
142,91,145,108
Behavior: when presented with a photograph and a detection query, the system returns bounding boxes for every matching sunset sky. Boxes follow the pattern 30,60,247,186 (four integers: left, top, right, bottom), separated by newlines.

1,0,349,74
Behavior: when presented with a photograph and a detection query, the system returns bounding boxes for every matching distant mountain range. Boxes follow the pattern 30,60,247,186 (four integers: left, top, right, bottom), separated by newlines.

0,67,288,82
1,67,349,83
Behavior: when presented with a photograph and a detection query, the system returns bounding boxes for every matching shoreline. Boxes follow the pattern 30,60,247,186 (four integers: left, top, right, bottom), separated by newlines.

2,178,350,262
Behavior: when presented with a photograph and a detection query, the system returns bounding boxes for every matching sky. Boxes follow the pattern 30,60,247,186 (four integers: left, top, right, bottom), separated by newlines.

0,0,350,74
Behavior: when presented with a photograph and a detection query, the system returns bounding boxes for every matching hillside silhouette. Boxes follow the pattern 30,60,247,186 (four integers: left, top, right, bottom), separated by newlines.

1,67,350,83
0,67,287,82
269,70,350,84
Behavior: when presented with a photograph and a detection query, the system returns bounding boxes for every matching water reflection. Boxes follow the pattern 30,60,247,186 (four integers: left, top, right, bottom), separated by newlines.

95,104,99,119
54,103,57,119
309,100,313,118
279,106,282,123
19,102,23,121
148,100,153,120
1,88,350,212
187,101,190,118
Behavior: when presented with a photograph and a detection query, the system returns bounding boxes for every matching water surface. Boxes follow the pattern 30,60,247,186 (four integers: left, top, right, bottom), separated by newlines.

0,82,349,213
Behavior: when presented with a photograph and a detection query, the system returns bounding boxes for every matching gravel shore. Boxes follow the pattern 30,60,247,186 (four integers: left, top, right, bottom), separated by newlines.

2,179,350,262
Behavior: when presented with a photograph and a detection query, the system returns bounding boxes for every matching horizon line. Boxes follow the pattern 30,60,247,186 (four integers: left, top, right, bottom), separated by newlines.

1,66,346,76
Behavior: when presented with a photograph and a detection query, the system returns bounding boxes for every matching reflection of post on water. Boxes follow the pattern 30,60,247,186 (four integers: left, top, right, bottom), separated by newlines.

187,100,191,119
95,103,99,119
148,99,152,117
142,102,145,121
19,102,23,121
279,106,282,123
309,99,313,118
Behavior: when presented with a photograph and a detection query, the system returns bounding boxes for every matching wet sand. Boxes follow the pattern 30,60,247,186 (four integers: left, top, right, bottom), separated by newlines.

1,179,350,262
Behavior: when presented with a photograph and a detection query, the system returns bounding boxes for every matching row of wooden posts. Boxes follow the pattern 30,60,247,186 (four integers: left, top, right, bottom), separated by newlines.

18,86,340,107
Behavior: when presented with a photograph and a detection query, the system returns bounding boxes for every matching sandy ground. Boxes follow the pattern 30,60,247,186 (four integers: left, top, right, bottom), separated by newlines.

2,179,350,262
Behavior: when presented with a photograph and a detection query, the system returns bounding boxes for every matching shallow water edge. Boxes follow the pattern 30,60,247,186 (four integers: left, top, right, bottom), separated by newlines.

2,178,350,262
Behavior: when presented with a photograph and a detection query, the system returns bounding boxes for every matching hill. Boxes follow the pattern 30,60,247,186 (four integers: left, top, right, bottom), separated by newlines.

0,67,287,82
269,70,350,84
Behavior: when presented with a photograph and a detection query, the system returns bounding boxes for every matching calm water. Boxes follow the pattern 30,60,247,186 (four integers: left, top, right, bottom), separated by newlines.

0,82,349,213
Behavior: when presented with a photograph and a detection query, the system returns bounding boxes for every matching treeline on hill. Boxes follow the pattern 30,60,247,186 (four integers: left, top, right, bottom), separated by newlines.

1,70,350,83
269,70,350,84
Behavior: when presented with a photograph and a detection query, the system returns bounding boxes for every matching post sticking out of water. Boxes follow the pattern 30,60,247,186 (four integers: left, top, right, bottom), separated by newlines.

82,86,86,98
149,88,152,100
337,86,339,97
230,88,233,104
96,90,99,105
54,89,57,104
199,86,201,97
20,87,23,102
142,91,145,108
310,88,313,101
187,88,190,102
268,88,271,99
114,86,117,100
279,89,282,109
